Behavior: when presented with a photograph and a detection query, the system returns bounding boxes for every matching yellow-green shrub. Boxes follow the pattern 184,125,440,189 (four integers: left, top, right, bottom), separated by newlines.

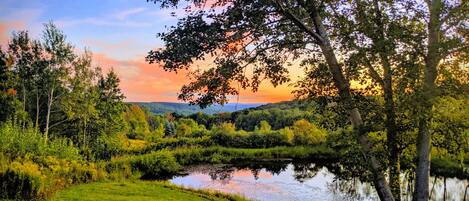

0,160,46,200
291,119,327,145
40,156,103,185
107,150,181,179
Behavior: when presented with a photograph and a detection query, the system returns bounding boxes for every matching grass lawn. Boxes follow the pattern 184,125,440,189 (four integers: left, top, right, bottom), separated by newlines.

50,181,249,201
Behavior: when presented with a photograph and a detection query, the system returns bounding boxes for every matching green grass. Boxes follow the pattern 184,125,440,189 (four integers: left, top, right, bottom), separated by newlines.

50,181,249,201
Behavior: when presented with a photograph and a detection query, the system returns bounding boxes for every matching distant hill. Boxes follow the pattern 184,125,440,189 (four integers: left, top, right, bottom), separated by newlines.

130,102,264,115
234,99,320,112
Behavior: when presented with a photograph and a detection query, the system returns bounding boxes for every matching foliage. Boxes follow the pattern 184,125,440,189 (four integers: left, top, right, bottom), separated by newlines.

108,150,181,179
210,128,291,148
172,146,338,166
430,157,469,179
0,155,104,200
164,121,176,137
0,122,80,160
91,134,125,160
175,118,204,137
2,23,127,155
234,108,315,131
291,119,327,146
432,96,469,162
125,104,151,139
0,160,46,200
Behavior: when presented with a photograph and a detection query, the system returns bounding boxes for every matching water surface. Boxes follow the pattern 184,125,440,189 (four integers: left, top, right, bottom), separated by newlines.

170,162,468,201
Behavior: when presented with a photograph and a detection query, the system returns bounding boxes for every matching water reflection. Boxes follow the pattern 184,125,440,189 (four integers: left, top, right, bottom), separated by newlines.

170,162,468,201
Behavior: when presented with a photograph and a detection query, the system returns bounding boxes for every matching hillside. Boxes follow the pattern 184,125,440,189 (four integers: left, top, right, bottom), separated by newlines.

130,102,264,115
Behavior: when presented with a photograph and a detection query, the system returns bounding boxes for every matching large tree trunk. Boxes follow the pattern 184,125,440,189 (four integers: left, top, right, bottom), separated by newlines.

414,119,432,200
371,0,401,198
308,5,394,200
276,2,395,200
413,0,441,200
384,79,400,200
320,42,395,201
312,8,395,201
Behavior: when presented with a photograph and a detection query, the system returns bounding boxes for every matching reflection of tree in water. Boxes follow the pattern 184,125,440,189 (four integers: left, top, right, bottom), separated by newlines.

232,161,289,180
208,167,235,184
292,163,322,183
198,161,291,182
288,161,377,200
184,162,466,201
327,178,376,201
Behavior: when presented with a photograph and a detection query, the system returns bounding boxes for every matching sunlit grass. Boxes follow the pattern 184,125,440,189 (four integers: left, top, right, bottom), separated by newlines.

50,181,250,201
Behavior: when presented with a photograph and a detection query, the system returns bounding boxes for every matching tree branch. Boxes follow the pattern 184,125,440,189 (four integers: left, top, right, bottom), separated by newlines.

273,0,324,44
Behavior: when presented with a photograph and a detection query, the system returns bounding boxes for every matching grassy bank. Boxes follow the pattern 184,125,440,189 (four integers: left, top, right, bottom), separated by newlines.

50,181,249,201
171,145,338,165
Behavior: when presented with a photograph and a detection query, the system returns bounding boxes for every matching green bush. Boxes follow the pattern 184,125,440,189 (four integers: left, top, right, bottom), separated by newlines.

210,128,290,148
291,119,327,145
108,150,181,179
0,160,46,200
92,134,124,160
40,157,102,185
0,122,81,160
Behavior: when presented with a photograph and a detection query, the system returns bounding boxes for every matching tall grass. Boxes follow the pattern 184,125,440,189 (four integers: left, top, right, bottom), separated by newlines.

172,146,338,165
108,150,181,179
0,122,103,200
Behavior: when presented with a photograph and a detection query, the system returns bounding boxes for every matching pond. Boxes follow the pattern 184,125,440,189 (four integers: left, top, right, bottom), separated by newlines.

170,162,468,201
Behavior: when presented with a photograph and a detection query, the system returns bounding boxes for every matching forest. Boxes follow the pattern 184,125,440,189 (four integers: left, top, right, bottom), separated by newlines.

0,0,468,201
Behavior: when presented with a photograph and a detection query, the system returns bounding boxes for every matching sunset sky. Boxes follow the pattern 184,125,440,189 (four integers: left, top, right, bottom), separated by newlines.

0,0,300,103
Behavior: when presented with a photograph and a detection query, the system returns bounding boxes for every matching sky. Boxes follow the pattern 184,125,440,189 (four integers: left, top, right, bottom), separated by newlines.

0,0,298,103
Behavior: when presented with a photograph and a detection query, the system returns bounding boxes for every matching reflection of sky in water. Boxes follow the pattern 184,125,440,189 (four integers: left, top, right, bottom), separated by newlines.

171,164,379,201
170,164,468,201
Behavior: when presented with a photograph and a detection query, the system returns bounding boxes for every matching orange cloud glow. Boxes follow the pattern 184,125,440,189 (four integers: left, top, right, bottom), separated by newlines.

0,21,26,46
92,53,189,102
92,52,297,103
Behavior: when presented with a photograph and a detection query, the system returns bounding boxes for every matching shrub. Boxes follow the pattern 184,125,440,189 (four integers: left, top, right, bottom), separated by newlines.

132,151,181,179
40,156,102,185
291,119,327,145
92,134,124,160
210,127,290,148
0,122,81,160
175,118,200,137
108,150,181,179
0,160,46,200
